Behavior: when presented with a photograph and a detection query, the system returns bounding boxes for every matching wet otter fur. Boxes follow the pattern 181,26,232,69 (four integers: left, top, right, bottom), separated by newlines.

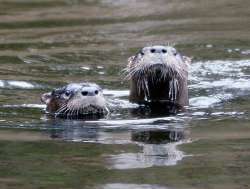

41,83,108,118
124,45,191,108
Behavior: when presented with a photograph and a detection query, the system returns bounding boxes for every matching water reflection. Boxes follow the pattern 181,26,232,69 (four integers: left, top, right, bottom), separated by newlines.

108,129,187,169
45,119,131,144
129,102,183,118
0,0,250,188
132,129,185,144
42,117,188,169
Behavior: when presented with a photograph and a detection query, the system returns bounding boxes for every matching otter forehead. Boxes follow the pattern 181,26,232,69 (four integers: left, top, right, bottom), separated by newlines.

65,83,101,93
49,83,103,99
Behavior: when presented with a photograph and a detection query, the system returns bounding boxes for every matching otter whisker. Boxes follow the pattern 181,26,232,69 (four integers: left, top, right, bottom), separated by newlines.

55,104,68,116
144,78,149,99
56,107,67,116
74,108,78,115
125,66,143,79
105,106,110,114
173,80,177,101
124,45,189,106
55,103,67,113
122,67,135,80
76,108,80,117
64,108,70,119
71,109,75,116
80,107,84,115
125,62,148,78
71,108,76,116
67,108,73,117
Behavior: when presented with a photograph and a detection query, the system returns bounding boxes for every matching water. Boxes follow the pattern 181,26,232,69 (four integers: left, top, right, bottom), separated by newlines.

0,0,250,189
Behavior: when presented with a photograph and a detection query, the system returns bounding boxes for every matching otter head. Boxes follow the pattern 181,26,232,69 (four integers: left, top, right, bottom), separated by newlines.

125,45,191,107
41,83,107,118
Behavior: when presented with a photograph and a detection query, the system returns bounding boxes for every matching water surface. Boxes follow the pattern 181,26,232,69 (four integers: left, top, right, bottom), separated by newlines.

0,0,250,189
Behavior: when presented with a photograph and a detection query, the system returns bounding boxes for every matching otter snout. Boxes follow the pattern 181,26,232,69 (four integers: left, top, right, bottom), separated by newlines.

149,46,167,54
81,86,100,96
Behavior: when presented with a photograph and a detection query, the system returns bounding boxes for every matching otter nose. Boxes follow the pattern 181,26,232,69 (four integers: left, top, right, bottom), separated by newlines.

81,87,99,96
150,47,167,54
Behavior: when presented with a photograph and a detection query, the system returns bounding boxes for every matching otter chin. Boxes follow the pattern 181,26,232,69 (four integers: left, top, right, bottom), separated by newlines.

41,83,108,118
124,45,191,107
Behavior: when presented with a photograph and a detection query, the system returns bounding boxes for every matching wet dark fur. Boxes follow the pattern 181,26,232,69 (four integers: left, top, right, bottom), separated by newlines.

41,83,107,118
125,46,190,107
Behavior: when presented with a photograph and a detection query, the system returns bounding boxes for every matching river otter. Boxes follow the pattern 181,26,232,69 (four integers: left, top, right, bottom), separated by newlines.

124,45,190,107
41,83,108,118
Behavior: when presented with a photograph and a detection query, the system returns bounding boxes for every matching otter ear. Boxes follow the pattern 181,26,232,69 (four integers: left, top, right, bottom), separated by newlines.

127,56,135,68
41,92,52,104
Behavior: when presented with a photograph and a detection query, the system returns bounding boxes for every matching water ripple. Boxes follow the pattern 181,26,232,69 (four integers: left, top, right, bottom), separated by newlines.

0,80,39,89
189,59,250,108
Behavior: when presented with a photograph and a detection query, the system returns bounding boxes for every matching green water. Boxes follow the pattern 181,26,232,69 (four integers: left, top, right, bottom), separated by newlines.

0,0,250,189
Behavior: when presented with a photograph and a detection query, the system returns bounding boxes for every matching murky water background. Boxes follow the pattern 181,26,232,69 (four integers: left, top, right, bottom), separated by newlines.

0,0,250,189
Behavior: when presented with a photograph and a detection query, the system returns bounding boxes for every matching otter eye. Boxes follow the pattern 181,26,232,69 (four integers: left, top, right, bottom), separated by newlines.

162,49,167,53
64,91,71,97
139,50,144,56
